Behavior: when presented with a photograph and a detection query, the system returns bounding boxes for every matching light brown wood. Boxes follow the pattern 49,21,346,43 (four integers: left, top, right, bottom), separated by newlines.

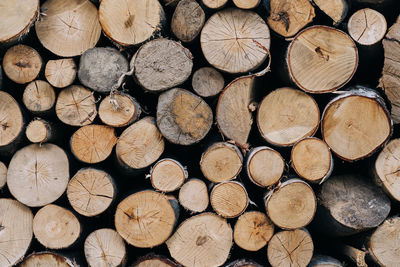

178,178,209,213
0,162,6,189
0,199,33,267
166,212,233,267
257,87,320,146
0,91,24,150
312,0,348,25
171,0,205,42
7,144,69,207
192,67,224,97
150,158,187,192
99,93,141,127
55,85,97,127
25,118,52,143
84,228,126,267
201,8,270,74
133,255,177,267
233,211,274,251
267,0,315,37
267,228,314,267
202,0,228,9
23,80,56,114
233,0,260,9
67,168,115,217
35,0,101,57
265,179,316,229
115,190,176,248
99,0,165,47
70,124,117,164
211,181,249,218
2,44,42,84
116,117,165,170
45,58,77,88
287,26,358,93
20,252,77,267
33,204,80,249
200,142,243,183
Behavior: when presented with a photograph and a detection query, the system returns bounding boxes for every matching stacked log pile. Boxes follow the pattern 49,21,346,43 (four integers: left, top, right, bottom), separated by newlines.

1,0,400,266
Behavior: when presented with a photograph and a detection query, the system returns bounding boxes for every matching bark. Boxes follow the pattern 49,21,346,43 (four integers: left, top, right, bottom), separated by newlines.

171,0,205,43
308,254,343,267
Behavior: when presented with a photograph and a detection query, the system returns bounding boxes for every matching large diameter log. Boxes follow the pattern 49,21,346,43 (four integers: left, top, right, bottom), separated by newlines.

312,0,348,25
308,255,343,267
210,181,249,218
7,144,69,207
23,80,56,115
45,58,77,88
20,252,77,267
321,87,392,161
150,158,187,192
171,0,205,43
166,212,233,267
99,93,141,127
287,26,358,93
257,87,320,146
202,0,228,9
99,0,165,47
132,254,177,267
201,8,270,74
25,118,53,143
0,162,6,189
115,190,177,248
35,0,101,57
157,88,212,145
0,199,33,267
192,67,224,97
179,178,209,213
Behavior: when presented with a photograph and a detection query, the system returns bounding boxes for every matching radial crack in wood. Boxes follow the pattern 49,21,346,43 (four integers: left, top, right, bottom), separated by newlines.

23,80,56,115
45,58,77,88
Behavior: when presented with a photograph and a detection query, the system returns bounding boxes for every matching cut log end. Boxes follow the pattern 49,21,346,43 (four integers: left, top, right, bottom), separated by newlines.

0,91,24,149
211,181,249,218
178,178,209,213
26,118,51,143
0,161,6,189
171,0,205,42
45,58,77,88
23,80,56,114
150,159,187,192
233,0,260,9
192,67,224,97
133,254,178,267
202,0,228,9
313,0,348,25
99,93,141,127
20,252,77,267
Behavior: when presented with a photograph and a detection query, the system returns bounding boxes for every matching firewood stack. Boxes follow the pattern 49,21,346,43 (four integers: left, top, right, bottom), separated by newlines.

1,0,400,266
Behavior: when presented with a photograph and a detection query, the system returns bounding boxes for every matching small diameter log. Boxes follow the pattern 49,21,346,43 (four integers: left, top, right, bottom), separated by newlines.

2,44,42,84
267,0,315,38
99,93,141,127
312,0,348,25
84,228,126,267
200,142,243,183
257,87,319,146
150,158,187,192
246,146,285,187
291,137,333,184
35,0,101,57
265,179,316,229
7,144,69,207
287,26,358,93
99,0,165,47
45,58,77,88
115,190,177,248
22,80,56,115
322,87,392,161
55,85,97,127
67,168,115,217
157,88,213,145
202,0,228,9
210,181,249,218
192,67,224,97
308,255,343,267
25,118,53,143
201,8,270,74
179,178,209,213
70,125,117,164
225,259,264,267
78,47,129,94
171,0,205,43
348,8,387,46
267,228,314,267
0,162,6,189
0,199,33,267
132,39,193,92
116,117,165,170
166,212,233,267
233,211,274,251
33,204,81,249
132,254,177,267
233,0,260,9
20,252,77,267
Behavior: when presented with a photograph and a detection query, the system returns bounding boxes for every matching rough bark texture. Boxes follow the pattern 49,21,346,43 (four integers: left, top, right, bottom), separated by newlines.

171,0,205,43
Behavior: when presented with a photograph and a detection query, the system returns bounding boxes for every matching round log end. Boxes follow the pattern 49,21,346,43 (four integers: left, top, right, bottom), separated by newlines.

45,58,77,88
20,252,77,267
99,93,141,127
23,80,56,114
211,181,248,218
178,178,209,213
26,118,50,143
192,67,224,97
150,159,187,192
202,0,228,9
171,0,205,42
0,91,24,149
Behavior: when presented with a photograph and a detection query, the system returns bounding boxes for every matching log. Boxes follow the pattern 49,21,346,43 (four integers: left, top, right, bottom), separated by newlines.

0,199,33,267
202,0,228,9
149,158,187,192
78,47,129,94
131,39,193,92
84,228,126,267
20,252,78,267
225,259,264,267
55,85,97,127
266,0,315,38
45,58,77,88
265,179,316,229
178,178,209,213
233,211,274,251
201,8,270,74
192,67,224,97
210,181,249,218
99,93,141,127
99,0,165,47
33,204,81,249
116,117,165,170
312,0,349,25
291,137,333,184
2,44,42,84
25,118,54,143
132,254,177,267
308,255,343,267
287,26,358,93
200,142,243,183
340,245,367,267
22,80,56,115
171,0,205,43
35,0,101,57
67,168,115,217
115,190,177,248
257,87,320,146
348,8,387,46
321,87,392,161
7,143,69,207
166,212,233,267
233,0,260,9
70,124,117,164
0,161,6,189
246,146,285,188
267,228,314,267
156,88,213,145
